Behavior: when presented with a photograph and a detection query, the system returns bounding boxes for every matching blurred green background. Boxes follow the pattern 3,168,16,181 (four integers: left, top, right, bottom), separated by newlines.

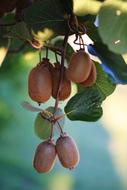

0,49,127,190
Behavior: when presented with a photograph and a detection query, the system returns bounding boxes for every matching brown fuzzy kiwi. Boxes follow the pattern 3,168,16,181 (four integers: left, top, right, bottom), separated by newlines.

28,58,52,103
33,140,56,173
56,133,80,169
66,50,92,83
51,63,71,100
80,62,97,87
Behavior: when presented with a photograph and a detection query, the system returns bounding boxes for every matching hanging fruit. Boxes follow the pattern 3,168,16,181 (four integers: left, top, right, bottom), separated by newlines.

80,62,97,87
66,50,92,83
28,58,52,104
56,133,80,169
33,140,56,173
51,63,71,100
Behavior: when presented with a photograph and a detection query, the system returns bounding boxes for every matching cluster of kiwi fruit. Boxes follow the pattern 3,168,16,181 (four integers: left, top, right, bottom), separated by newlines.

66,49,97,87
28,49,96,105
32,106,79,173
28,57,79,173
28,57,71,104
2,0,96,174
33,133,79,173
28,48,96,173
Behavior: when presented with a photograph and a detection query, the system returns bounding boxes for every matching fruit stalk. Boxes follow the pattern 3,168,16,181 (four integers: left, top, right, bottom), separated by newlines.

54,31,70,114
44,45,62,56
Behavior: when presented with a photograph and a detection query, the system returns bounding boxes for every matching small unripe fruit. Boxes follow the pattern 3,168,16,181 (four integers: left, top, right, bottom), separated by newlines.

46,106,65,127
66,50,92,83
51,63,71,100
80,62,97,87
34,113,52,140
33,140,56,173
56,134,80,169
34,107,65,140
28,58,52,103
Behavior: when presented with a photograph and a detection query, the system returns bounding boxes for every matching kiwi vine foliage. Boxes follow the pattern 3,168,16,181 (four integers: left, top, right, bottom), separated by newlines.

0,0,127,189
0,0,127,122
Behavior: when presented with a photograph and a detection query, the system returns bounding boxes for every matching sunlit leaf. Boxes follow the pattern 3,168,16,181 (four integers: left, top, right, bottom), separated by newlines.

23,0,70,40
73,0,102,16
99,0,127,54
0,38,10,67
32,28,54,43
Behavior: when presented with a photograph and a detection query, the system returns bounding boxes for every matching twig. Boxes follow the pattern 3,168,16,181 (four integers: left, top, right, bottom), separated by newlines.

40,33,70,139
53,31,70,114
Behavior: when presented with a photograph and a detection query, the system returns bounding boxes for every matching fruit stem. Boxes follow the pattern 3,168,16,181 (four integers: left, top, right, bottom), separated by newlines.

39,48,42,62
53,31,70,114
57,121,64,135
44,45,62,56
49,123,54,140
46,47,49,59
40,112,51,122
55,52,59,63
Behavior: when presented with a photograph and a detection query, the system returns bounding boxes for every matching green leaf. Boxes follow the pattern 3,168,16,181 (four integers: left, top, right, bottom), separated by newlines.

9,21,32,41
73,0,102,16
65,86,104,122
0,13,15,24
0,39,10,66
78,14,96,23
0,39,10,67
61,0,73,14
99,0,127,54
23,0,70,41
95,62,116,97
0,0,17,14
0,26,10,66
85,21,102,42
90,42,127,84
